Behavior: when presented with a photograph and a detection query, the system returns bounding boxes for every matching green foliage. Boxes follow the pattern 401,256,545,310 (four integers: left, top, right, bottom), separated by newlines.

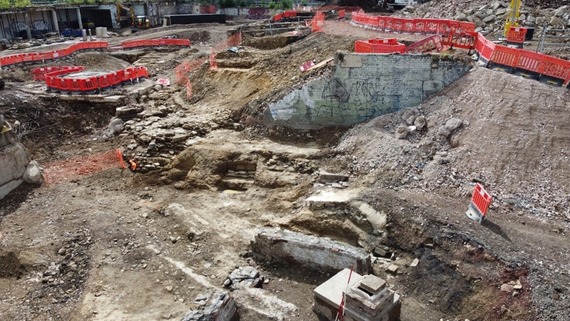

238,0,246,7
280,0,292,9
301,0,308,5
268,2,276,9
0,0,10,10
13,0,31,8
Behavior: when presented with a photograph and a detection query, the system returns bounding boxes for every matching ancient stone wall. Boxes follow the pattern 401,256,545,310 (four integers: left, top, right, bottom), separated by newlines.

264,53,471,129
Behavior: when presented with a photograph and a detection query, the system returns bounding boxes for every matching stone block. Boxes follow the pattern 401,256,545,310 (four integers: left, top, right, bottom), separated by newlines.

252,228,371,274
313,269,401,321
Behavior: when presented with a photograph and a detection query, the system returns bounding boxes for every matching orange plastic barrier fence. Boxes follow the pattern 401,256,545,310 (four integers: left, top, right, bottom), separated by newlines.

406,35,443,54
0,41,108,67
44,66,149,92
43,148,126,185
0,39,190,68
32,66,85,81
355,38,406,54
351,12,570,86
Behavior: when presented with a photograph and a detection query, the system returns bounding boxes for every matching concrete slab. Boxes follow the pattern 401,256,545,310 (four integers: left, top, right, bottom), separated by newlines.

359,275,386,294
314,268,362,308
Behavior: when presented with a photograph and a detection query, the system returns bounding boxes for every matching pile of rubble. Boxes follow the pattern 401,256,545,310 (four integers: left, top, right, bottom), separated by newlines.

334,67,570,222
398,1,570,38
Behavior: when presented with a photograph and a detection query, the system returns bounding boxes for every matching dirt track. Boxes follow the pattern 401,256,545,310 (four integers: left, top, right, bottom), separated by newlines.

1,13,569,321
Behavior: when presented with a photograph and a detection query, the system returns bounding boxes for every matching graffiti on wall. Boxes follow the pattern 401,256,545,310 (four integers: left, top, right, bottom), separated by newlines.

246,8,270,20
315,77,402,123
33,20,48,31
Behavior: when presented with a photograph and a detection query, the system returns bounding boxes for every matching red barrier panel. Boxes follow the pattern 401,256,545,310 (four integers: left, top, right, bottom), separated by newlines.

406,35,443,53
471,183,492,217
283,10,297,18
355,39,406,54
44,66,149,93
443,32,477,50
506,26,527,44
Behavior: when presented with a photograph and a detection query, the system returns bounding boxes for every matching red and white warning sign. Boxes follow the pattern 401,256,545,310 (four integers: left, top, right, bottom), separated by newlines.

466,183,493,223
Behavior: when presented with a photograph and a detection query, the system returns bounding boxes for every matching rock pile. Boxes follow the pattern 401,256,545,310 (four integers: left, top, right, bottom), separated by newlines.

116,85,234,172
398,1,570,38
222,266,264,290
181,290,237,321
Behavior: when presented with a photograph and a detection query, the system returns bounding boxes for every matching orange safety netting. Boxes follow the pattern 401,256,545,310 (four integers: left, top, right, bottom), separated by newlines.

43,149,126,185
175,32,243,99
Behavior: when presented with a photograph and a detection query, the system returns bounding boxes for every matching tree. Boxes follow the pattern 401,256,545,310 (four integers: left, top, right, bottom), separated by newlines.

0,0,10,10
280,0,292,9
14,0,31,8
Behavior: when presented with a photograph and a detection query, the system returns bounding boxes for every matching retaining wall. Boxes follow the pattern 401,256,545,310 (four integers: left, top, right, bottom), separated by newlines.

264,53,470,129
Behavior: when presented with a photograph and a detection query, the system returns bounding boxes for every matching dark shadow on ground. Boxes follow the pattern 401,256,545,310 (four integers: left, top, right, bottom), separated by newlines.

0,183,36,222
481,219,512,242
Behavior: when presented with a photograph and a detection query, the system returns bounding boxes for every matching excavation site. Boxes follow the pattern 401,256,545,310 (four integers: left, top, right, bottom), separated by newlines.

0,1,569,321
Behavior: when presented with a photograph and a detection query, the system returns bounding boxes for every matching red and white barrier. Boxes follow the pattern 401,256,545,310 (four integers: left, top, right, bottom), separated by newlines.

466,183,493,223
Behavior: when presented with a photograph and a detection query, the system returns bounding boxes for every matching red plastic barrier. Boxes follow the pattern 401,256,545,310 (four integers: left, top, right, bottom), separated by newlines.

355,38,406,54
475,33,495,62
44,66,149,92
442,32,477,50
351,11,570,86
338,9,346,19
283,10,297,18
406,35,443,53
32,66,85,81
471,183,492,217
506,26,527,44
272,13,283,22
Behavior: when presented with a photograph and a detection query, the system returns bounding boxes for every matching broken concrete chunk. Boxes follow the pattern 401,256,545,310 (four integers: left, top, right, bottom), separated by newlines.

410,258,419,267
318,171,349,184
386,264,399,274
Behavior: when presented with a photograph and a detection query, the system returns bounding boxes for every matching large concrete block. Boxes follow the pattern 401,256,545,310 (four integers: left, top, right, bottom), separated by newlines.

251,228,371,274
0,142,30,199
314,269,401,321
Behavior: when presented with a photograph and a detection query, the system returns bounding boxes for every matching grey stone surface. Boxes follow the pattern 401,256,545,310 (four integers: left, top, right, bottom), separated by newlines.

0,142,30,200
264,53,471,129
181,290,237,321
252,228,371,274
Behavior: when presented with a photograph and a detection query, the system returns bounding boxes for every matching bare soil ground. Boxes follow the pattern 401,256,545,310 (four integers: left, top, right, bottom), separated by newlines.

0,16,569,321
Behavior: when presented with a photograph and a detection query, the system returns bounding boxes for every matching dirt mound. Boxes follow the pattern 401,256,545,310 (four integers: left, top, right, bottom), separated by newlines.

334,67,570,222
0,251,23,277
72,52,131,71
